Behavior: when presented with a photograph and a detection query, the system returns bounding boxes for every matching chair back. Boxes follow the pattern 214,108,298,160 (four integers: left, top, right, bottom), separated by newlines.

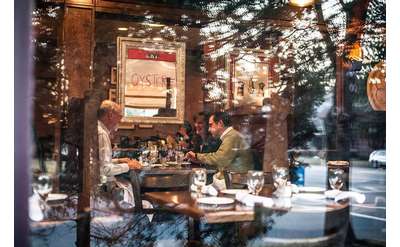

130,170,190,212
223,170,272,189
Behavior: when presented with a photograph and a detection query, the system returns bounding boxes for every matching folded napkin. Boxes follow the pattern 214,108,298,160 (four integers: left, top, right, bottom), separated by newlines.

235,192,273,207
273,183,299,198
190,184,218,196
325,190,366,203
29,194,44,222
212,173,226,191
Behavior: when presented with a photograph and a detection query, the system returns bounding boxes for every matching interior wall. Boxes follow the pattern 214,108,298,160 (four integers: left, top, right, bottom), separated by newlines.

93,16,204,141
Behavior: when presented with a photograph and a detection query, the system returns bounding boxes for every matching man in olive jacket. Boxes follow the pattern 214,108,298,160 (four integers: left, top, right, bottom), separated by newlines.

185,112,254,172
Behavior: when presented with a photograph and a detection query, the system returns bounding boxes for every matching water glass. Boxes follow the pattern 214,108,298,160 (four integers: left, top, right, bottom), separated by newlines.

272,166,289,189
192,168,207,192
149,145,159,164
247,170,264,195
175,151,185,165
328,168,344,190
32,173,53,201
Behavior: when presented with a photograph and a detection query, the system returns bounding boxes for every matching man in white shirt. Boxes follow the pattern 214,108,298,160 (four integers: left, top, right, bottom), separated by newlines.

97,100,141,203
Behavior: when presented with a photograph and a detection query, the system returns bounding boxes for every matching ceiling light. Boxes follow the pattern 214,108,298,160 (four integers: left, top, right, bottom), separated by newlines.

118,27,128,31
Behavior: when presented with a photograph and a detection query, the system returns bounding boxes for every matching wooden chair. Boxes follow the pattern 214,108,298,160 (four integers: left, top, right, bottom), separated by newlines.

223,170,273,189
129,170,191,212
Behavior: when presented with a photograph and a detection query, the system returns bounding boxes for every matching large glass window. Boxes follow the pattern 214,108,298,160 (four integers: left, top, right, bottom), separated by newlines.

27,0,386,245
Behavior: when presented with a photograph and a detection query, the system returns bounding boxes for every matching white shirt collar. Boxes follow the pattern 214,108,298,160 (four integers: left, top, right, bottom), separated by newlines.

98,120,110,136
220,126,233,140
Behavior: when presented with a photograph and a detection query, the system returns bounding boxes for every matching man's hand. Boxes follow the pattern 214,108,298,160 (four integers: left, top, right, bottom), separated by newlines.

185,151,196,160
127,159,142,170
117,157,130,163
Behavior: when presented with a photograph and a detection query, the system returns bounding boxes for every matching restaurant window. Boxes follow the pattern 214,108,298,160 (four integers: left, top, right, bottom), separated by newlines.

28,0,386,246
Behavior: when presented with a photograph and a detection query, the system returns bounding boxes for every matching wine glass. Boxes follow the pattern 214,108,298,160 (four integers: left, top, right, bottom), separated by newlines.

32,173,53,201
247,170,264,195
272,166,289,189
192,168,207,192
328,168,344,191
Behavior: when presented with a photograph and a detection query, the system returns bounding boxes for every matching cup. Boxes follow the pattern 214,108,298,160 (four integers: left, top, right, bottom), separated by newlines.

328,168,344,190
192,168,207,192
247,170,264,195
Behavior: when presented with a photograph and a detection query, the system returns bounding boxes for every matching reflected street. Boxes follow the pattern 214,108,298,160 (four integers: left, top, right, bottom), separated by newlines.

301,157,386,242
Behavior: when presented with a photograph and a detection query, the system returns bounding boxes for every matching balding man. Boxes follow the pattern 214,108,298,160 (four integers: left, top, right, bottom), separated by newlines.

97,100,141,204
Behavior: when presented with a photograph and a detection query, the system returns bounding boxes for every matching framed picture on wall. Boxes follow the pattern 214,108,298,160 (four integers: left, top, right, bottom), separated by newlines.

117,37,186,124
226,49,278,109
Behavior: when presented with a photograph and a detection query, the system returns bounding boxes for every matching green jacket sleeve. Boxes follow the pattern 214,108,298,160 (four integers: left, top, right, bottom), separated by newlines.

196,134,240,170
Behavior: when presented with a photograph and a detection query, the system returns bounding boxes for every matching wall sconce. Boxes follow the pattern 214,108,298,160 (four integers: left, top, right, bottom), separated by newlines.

289,0,315,7
347,41,363,61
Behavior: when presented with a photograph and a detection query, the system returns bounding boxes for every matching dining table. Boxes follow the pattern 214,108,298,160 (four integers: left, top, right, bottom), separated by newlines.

144,185,350,245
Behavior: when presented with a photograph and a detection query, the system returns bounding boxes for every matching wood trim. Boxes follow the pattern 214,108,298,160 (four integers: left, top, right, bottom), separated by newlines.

95,0,206,22
66,0,95,7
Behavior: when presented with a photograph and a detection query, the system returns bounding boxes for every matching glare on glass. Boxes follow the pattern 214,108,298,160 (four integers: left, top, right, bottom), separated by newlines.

192,168,207,192
328,168,344,190
247,170,264,195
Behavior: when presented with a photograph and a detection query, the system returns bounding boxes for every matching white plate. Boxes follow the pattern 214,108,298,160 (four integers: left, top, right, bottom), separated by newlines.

47,193,68,202
197,197,234,205
298,186,326,193
220,189,249,195
166,161,191,166
151,164,164,168
292,193,326,206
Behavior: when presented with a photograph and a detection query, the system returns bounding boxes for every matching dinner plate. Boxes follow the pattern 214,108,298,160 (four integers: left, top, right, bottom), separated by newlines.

166,161,191,166
298,186,326,193
197,197,235,205
46,193,68,203
220,189,249,195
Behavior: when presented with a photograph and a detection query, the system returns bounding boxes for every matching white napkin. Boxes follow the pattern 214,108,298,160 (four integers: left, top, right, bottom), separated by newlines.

272,183,299,198
235,192,274,207
29,194,44,222
325,190,366,203
212,173,226,191
190,184,218,196
201,185,218,196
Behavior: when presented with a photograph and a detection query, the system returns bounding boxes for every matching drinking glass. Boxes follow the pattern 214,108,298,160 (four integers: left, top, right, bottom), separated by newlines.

32,173,53,201
149,145,159,164
192,168,207,192
175,151,185,165
272,166,289,189
328,168,344,190
247,170,264,195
